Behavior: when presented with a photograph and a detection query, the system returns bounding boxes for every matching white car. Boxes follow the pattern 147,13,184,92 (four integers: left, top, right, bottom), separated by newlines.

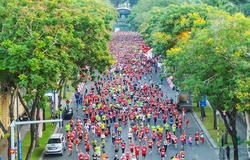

45,133,66,156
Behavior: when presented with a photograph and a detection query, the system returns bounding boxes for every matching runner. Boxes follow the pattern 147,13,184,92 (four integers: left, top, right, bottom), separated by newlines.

62,32,209,160
78,150,84,160
141,144,147,160
68,140,73,156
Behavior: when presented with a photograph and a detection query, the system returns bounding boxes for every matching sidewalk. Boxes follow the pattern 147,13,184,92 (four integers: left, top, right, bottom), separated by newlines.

192,99,249,160
236,114,249,160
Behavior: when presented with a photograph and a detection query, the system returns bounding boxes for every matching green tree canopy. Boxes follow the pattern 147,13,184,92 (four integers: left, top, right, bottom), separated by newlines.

127,0,176,30
0,0,116,159
150,4,224,56
164,12,250,160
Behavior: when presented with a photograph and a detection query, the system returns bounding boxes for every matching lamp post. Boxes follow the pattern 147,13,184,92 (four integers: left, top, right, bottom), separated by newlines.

16,95,22,160
53,90,56,112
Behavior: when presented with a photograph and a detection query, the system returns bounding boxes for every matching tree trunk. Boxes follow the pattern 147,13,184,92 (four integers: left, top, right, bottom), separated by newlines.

57,79,64,109
25,94,40,160
25,123,38,160
201,107,205,119
63,80,67,99
0,121,7,134
204,107,206,117
43,108,46,131
225,129,228,144
245,111,250,158
213,109,217,130
221,109,238,160
58,86,62,109
229,111,238,160
8,86,18,160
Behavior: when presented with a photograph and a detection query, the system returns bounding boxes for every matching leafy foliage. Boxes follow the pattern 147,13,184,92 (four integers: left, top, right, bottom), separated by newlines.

127,0,176,30
0,0,116,158
163,12,250,160
151,4,224,56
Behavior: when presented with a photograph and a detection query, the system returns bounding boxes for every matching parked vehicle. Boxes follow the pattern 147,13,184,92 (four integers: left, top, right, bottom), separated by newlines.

19,112,29,121
62,108,73,120
177,92,192,112
45,133,66,156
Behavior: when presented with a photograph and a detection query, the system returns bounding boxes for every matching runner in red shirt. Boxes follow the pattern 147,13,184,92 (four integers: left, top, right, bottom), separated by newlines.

178,121,183,133
166,131,171,144
78,129,83,140
180,134,185,149
138,132,143,145
75,137,80,152
129,142,134,154
195,131,199,145
68,140,73,156
69,132,75,143
104,129,109,138
186,117,190,128
84,152,89,160
85,141,90,154
126,150,130,160
160,146,165,160
145,126,150,135
121,141,126,153
69,119,74,127
141,144,147,160
156,140,161,153
135,145,140,159
114,136,120,146
78,150,84,160
158,132,163,141
148,138,153,154
180,149,185,160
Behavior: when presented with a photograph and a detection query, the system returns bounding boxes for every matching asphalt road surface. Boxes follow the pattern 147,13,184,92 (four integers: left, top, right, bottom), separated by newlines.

42,68,219,160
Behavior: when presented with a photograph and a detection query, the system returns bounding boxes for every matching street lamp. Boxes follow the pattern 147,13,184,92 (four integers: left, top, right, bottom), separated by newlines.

16,94,23,160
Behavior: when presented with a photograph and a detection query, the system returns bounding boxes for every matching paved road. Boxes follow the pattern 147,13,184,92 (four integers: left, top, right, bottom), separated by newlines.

42,68,219,160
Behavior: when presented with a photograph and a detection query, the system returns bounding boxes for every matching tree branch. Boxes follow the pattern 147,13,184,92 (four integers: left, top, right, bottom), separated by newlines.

203,73,219,84
17,90,30,118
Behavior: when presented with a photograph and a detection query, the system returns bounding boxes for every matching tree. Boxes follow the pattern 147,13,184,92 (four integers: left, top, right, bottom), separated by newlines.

138,7,167,45
128,0,139,7
240,2,250,16
164,12,250,160
0,0,116,159
127,0,176,30
149,4,222,56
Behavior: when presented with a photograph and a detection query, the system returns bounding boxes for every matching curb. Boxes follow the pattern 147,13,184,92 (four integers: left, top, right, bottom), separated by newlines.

38,126,61,160
191,110,218,149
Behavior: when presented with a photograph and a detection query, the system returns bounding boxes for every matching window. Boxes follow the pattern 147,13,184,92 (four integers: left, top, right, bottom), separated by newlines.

48,138,61,144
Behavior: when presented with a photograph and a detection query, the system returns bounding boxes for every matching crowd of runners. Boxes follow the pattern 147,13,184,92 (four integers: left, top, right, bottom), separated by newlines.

63,32,205,160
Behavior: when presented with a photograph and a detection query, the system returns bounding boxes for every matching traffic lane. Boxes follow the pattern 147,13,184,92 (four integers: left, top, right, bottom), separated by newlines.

44,72,217,159
43,122,163,160
44,113,218,160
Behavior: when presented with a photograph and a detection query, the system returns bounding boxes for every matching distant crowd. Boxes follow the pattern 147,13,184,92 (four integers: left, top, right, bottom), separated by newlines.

64,32,205,160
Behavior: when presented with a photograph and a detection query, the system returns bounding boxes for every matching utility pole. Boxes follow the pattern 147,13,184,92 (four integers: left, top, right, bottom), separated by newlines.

16,96,21,160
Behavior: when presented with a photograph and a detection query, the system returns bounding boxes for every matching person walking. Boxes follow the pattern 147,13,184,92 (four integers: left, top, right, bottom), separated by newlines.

221,130,225,147
225,146,230,160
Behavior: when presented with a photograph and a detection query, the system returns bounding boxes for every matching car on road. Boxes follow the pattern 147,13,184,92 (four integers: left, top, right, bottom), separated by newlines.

45,133,66,156
62,108,73,120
